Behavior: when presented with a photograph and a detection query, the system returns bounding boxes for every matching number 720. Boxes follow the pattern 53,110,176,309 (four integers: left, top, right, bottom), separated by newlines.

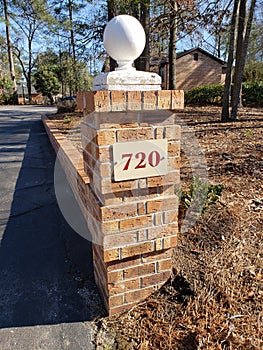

122,151,161,171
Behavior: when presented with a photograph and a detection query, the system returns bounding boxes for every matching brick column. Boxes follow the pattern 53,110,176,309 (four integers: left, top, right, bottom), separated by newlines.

79,90,183,315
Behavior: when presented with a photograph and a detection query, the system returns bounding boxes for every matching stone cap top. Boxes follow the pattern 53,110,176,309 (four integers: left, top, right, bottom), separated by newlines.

93,70,161,91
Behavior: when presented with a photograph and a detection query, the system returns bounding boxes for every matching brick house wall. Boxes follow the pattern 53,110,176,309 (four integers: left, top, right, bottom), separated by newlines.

151,48,226,90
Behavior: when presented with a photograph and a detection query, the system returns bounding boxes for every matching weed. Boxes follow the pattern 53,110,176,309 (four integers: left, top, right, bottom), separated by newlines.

63,115,76,124
180,178,223,215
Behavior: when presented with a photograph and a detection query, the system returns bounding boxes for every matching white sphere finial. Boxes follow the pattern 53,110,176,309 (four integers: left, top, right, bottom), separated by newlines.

103,15,146,71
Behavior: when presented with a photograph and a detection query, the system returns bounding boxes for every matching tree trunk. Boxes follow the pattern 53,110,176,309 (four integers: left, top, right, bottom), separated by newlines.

28,39,32,102
221,0,239,121
3,0,17,93
68,0,78,94
231,0,246,120
138,0,150,71
231,0,257,120
169,0,177,90
107,0,117,71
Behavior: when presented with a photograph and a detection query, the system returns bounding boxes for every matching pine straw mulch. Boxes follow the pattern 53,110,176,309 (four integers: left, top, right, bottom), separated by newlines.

94,107,263,350
47,107,263,349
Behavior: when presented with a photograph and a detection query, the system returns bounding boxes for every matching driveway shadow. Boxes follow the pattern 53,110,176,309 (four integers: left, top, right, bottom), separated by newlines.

0,118,103,328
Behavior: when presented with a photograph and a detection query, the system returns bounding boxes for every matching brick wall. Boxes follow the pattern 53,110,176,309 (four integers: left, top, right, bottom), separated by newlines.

176,51,224,90
79,90,183,315
44,90,184,316
76,90,184,113
150,50,225,90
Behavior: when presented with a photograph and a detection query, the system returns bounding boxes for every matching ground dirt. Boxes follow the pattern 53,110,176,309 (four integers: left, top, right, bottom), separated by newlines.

49,107,262,350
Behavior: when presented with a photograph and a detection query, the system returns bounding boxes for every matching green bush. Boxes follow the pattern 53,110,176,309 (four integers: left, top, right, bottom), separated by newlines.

242,81,263,106
185,82,263,107
0,91,18,105
185,84,224,106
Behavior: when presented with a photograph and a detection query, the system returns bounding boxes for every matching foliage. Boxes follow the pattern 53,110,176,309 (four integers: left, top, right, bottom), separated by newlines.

244,61,263,82
0,76,13,90
180,178,223,215
0,77,16,105
185,82,263,107
34,68,60,103
63,114,76,124
242,81,263,106
185,84,224,106
33,50,91,99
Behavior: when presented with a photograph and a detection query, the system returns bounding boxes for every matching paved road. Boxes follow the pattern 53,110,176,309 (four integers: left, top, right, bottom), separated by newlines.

0,106,102,349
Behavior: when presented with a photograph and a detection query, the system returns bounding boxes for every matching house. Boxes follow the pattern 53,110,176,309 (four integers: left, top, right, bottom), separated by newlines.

150,47,226,90
17,85,43,104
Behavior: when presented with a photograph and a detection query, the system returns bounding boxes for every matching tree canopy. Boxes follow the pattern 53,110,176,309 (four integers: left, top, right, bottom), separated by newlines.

0,0,262,114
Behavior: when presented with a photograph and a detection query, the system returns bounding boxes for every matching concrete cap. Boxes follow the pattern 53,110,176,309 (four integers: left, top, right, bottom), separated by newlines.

103,15,146,71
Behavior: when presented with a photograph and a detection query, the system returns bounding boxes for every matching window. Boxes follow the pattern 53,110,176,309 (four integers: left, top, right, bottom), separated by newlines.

159,66,165,82
194,53,199,61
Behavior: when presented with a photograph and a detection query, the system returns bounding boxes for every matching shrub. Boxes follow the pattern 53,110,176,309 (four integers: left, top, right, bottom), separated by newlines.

242,81,263,106
185,81,263,107
180,177,223,216
185,84,224,106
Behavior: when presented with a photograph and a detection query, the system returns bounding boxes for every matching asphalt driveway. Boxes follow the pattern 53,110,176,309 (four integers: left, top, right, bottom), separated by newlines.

0,106,102,349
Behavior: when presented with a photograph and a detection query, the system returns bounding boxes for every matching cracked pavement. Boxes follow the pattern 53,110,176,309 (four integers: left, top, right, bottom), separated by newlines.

0,106,103,349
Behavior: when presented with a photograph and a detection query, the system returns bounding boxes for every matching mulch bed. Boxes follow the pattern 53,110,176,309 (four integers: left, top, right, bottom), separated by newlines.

48,107,263,349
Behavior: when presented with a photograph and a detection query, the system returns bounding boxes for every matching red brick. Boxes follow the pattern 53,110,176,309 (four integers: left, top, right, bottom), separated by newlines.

165,125,181,141
158,259,172,272
171,90,184,109
94,91,111,112
124,286,155,303
137,229,147,242
157,90,171,109
168,157,180,170
163,235,178,249
123,262,156,279
103,248,120,262
108,270,123,284
137,202,146,215
94,145,111,162
96,129,116,146
147,196,178,214
117,127,154,142
108,294,124,308
119,215,153,232
107,256,141,272
103,232,138,249
101,220,119,234
141,271,171,288
141,249,171,263
127,91,142,110
168,141,180,156
154,212,163,226
147,171,180,187
154,127,164,139
108,277,140,294
143,91,157,110
108,302,137,316
163,210,179,224
121,242,154,259
111,91,126,111
101,203,137,221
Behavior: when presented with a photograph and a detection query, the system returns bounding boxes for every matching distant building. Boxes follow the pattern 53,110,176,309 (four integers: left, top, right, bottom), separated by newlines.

150,47,226,90
17,85,43,104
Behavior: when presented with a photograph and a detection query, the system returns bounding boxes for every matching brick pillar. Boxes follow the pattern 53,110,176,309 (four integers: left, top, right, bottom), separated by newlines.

79,90,183,315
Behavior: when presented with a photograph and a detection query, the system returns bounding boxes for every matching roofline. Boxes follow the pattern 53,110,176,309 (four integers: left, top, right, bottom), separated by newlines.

176,47,226,65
